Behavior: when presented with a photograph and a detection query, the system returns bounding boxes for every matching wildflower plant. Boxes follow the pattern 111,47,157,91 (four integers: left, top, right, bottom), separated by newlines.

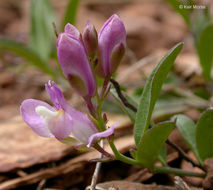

20,14,212,180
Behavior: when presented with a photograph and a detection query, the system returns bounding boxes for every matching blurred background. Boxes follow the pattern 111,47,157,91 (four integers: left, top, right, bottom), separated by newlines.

0,0,212,189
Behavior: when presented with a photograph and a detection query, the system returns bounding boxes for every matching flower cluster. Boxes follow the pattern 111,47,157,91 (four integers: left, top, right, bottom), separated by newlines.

20,14,126,150
57,14,126,98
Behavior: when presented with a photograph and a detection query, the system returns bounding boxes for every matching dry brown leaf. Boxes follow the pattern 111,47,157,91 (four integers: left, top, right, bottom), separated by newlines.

0,117,75,172
98,180,202,190
0,135,135,189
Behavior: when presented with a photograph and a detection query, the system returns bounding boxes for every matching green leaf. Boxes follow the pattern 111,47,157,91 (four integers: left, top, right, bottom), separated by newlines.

0,39,55,77
134,43,183,146
62,0,80,29
30,0,57,62
174,114,201,163
158,146,167,166
166,0,192,26
196,24,213,80
136,121,175,170
130,149,137,159
196,108,213,162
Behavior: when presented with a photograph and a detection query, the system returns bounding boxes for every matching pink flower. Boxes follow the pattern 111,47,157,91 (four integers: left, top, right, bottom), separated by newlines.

97,14,126,77
20,81,114,148
57,24,96,98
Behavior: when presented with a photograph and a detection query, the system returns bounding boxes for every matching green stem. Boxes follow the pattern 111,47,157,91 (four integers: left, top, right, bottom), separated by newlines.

108,140,140,165
108,141,205,178
155,166,206,178
96,93,106,131
100,77,110,99
96,92,139,165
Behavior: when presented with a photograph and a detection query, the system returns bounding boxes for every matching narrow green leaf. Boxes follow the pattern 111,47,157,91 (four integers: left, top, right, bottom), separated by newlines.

136,121,175,170
196,24,213,80
0,39,55,77
134,43,183,146
174,114,201,163
30,0,57,61
62,0,80,29
196,108,213,162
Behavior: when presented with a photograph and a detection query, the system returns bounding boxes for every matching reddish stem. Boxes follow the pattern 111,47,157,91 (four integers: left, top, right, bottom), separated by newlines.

93,143,114,159
85,97,97,118
100,76,110,99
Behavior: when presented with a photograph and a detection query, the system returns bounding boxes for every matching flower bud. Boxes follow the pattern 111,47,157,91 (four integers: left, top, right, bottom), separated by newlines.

64,23,81,40
97,14,126,77
110,43,125,74
57,31,96,98
82,20,98,57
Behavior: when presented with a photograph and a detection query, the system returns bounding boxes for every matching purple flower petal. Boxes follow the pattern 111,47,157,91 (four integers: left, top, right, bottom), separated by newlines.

45,81,98,142
59,137,88,150
45,80,78,115
70,114,98,145
21,84,98,144
59,100,98,144
20,99,55,137
64,23,81,39
57,33,96,97
45,81,67,110
87,122,118,147
98,14,126,76
47,110,73,139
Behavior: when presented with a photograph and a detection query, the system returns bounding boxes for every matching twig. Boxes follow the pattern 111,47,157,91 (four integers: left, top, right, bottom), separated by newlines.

36,179,46,190
0,163,83,190
174,176,191,190
88,140,104,190
166,140,205,172
111,78,206,172
52,22,58,38
110,78,137,112
16,170,27,177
